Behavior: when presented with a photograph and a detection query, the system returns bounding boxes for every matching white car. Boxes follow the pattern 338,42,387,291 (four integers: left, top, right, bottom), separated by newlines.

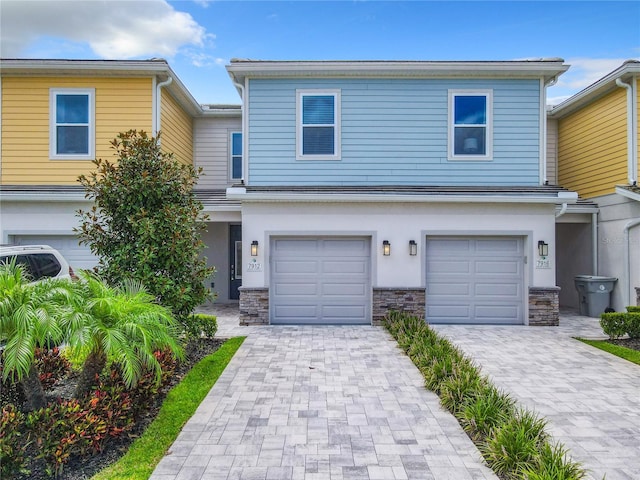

0,244,77,281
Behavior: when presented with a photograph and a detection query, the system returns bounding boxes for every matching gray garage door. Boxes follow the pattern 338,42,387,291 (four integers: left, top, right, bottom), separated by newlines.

270,237,371,325
12,234,98,271
426,236,524,324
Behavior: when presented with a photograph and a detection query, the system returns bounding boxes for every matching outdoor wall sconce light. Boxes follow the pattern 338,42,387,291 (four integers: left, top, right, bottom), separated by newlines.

409,240,417,256
383,240,391,256
251,240,259,256
538,240,548,257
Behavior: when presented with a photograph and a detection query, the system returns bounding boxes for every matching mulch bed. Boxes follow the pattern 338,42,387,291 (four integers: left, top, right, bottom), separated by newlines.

15,338,224,480
606,337,640,352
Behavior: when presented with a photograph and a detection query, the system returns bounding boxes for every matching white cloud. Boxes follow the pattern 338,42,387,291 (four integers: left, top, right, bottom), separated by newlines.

556,57,629,91
0,0,211,59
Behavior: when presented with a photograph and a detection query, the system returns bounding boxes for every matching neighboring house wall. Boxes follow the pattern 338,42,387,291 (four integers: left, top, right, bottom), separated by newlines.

546,117,558,185
247,78,542,186
194,116,242,188
557,87,627,198
1,76,153,185
160,90,193,166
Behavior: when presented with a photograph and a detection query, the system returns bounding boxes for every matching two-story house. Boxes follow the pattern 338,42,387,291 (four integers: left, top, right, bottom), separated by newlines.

225,59,575,326
0,59,241,302
549,60,640,311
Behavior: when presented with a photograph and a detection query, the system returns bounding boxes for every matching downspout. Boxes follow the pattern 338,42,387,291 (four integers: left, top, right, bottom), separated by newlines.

541,75,559,185
231,77,246,184
592,212,598,275
624,219,640,305
154,76,173,141
615,77,638,185
555,203,568,218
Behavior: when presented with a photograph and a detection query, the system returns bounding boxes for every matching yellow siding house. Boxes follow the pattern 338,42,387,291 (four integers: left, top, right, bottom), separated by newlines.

0,59,202,268
550,60,640,310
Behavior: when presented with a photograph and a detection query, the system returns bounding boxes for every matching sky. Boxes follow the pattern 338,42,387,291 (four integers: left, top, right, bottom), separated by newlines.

1,0,639,105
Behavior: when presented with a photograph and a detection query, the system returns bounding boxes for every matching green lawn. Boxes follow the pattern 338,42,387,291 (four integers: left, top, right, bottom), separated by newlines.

91,336,245,480
577,338,640,366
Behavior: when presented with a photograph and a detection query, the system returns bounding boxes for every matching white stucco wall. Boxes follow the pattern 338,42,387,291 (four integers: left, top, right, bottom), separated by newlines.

1,200,90,241
595,194,640,309
240,201,557,291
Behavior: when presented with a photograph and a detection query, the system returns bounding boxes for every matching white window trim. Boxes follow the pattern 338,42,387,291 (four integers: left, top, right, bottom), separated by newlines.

296,89,341,161
229,131,243,181
49,88,95,160
448,89,493,161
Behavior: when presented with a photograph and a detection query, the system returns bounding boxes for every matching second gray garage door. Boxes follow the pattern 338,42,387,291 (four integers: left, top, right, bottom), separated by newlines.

426,236,524,324
270,237,371,325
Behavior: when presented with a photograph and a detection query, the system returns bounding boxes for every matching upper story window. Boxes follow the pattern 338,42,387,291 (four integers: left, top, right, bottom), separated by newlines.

448,90,493,161
296,89,341,160
50,88,95,160
230,132,242,180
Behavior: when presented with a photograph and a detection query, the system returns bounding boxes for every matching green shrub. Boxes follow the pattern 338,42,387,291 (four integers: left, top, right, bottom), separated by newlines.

0,404,28,478
626,306,640,313
439,365,487,416
183,313,218,340
461,384,515,441
600,313,628,339
482,409,549,479
625,313,640,339
523,441,586,480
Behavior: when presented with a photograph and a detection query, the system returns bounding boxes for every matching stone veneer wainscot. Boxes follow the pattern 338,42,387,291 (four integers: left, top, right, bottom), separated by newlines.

528,286,560,326
239,287,269,325
372,288,426,326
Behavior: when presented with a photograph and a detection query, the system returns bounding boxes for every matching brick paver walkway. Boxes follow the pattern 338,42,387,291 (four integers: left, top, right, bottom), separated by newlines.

433,311,640,480
151,308,497,480
152,305,639,480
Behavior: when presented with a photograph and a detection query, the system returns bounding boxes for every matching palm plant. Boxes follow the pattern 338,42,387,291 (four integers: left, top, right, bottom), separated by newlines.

67,272,183,398
0,261,73,410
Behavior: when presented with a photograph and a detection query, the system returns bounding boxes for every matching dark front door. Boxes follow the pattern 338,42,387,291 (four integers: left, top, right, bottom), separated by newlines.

229,225,242,300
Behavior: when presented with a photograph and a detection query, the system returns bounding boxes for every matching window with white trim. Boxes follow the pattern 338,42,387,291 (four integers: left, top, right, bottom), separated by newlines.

50,88,95,160
230,131,242,180
448,90,492,160
296,89,341,160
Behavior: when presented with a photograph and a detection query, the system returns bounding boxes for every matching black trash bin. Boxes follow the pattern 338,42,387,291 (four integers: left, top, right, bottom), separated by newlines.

574,275,618,317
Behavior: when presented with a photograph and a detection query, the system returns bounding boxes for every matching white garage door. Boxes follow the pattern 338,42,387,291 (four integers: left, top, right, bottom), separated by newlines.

270,237,371,325
12,234,98,271
426,236,524,324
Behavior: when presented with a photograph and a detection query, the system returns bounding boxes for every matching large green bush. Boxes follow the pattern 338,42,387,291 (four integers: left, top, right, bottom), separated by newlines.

77,130,215,326
600,311,640,339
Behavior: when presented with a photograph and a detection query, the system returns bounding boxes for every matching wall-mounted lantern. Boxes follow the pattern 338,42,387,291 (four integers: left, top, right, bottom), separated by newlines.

251,240,259,256
382,240,391,256
409,240,417,256
537,240,549,257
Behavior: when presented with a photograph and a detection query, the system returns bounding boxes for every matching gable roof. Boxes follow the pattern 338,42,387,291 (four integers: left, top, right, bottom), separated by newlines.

227,59,569,87
0,58,242,117
549,60,640,118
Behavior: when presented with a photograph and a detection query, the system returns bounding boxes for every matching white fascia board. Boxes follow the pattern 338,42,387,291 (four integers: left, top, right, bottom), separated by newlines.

227,60,569,84
549,61,640,118
226,190,578,205
616,186,640,202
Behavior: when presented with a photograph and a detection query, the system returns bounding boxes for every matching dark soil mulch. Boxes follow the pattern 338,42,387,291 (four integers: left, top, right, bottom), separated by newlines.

607,337,640,352
16,338,224,480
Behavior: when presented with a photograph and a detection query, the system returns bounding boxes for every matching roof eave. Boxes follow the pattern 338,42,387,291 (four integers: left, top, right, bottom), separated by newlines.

549,60,640,118
226,60,569,84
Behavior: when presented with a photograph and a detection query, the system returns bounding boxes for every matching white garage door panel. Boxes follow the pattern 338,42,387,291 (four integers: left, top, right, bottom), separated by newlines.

426,236,524,325
271,237,371,325
12,234,98,271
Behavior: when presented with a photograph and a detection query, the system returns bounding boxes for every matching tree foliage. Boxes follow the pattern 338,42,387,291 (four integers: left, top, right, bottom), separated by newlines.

77,130,214,322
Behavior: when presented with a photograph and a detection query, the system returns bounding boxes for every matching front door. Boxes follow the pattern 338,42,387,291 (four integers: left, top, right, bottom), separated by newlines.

229,225,242,300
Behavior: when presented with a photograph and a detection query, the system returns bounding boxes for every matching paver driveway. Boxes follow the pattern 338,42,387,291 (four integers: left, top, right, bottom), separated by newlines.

433,311,640,480
151,313,496,480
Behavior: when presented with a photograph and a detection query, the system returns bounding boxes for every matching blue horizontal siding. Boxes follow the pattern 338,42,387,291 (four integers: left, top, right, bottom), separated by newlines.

248,78,541,186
